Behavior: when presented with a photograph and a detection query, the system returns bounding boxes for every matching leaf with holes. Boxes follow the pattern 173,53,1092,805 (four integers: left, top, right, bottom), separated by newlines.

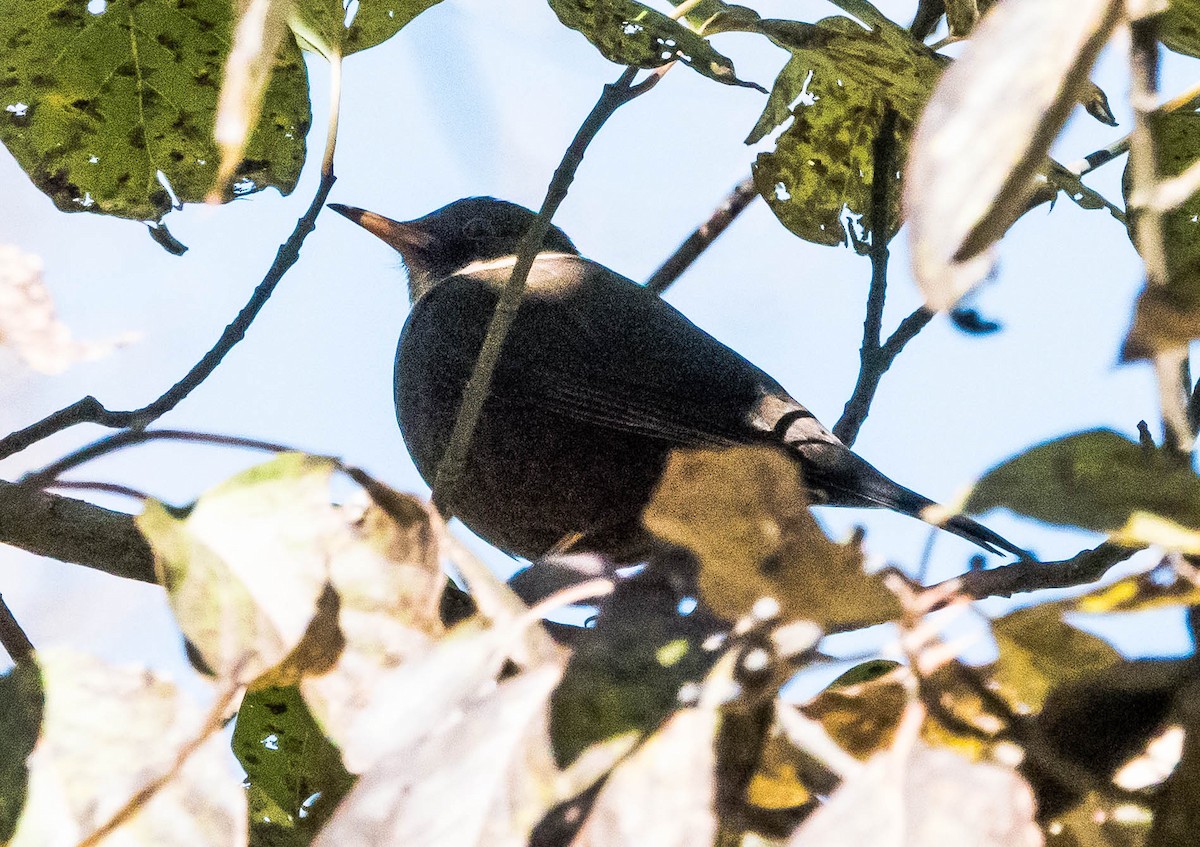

0,0,309,223
747,17,942,249
547,0,763,90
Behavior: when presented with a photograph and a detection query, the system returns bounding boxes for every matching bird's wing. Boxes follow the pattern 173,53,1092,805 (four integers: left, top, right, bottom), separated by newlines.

454,253,799,448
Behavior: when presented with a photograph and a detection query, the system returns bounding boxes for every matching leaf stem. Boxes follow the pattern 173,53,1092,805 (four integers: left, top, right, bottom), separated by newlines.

1125,8,1192,452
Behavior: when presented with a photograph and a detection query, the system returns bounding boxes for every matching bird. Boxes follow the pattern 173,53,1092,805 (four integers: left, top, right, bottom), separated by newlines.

329,196,1026,563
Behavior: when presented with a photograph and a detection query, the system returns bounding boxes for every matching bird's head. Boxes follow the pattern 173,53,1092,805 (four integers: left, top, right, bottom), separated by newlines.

329,196,579,302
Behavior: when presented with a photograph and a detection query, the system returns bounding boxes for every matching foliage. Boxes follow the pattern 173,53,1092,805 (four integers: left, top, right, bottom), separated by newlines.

5,0,1200,845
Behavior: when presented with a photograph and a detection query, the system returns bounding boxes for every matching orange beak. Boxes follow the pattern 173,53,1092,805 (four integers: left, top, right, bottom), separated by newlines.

327,204,435,253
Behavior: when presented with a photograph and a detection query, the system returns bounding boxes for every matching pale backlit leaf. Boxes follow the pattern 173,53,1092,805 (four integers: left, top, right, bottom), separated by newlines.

312,665,561,847
137,453,341,684
571,704,720,846
905,0,1122,310
298,485,449,758
9,649,244,847
213,0,293,195
787,742,1041,846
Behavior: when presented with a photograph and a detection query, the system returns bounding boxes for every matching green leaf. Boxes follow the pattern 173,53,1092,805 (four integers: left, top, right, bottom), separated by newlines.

1161,0,1200,58
248,784,306,847
1122,110,1200,358
991,604,1122,712
748,17,941,248
550,578,720,766
0,0,309,222
965,429,1200,550
233,685,355,833
0,663,43,843
664,0,761,34
546,0,764,90
289,0,444,58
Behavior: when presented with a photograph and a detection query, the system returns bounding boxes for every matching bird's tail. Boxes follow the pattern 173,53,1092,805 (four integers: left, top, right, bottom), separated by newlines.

794,442,1028,559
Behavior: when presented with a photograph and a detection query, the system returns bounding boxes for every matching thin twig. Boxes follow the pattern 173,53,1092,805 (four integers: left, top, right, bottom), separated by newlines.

0,594,33,663
21,429,299,488
73,676,244,847
1065,134,1130,177
833,109,933,448
431,66,668,513
644,175,759,294
0,169,338,462
45,480,152,501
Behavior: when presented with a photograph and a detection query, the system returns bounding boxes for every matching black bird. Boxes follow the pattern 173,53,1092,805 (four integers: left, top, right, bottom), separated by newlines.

330,197,1024,563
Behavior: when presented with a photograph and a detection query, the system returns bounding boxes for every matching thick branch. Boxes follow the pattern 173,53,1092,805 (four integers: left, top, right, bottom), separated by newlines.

0,481,155,583
644,175,759,295
432,66,667,512
0,169,338,461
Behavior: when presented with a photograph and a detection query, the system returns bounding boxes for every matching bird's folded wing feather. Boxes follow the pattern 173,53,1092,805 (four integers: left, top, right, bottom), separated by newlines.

455,254,800,448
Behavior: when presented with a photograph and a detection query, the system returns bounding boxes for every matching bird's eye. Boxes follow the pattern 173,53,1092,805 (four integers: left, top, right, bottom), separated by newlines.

463,217,494,243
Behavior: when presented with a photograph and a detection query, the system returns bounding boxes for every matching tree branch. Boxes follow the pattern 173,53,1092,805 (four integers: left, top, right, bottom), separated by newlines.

644,175,759,295
0,594,34,663
22,429,297,488
0,481,155,582
0,169,338,461
948,542,1137,600
832,109,932,448
431,65,668,512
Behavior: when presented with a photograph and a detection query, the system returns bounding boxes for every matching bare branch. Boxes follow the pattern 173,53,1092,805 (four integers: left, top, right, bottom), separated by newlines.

947,542,1137,600
0,481,155,583
833,109,933,447
0,594,34,663
644,175,759,295
0,169,338,462
22,429,298,488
